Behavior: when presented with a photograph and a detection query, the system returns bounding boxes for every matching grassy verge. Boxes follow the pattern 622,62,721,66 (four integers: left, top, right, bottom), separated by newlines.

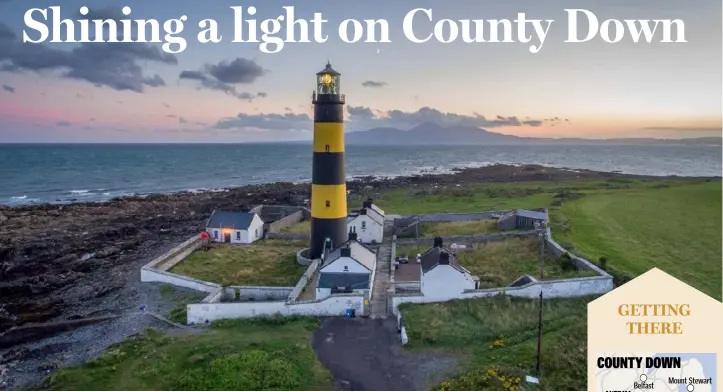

420,220,499,237
552,181,722,300
280,220,310,234
400,295,594,391
169,239,307,286
397,238,595,288
44,317,333,391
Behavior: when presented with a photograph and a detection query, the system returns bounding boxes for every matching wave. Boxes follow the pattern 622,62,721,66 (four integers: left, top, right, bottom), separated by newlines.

11,195,27,200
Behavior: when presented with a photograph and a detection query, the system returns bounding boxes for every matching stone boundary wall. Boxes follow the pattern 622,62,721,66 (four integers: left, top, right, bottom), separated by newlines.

187,293,365,324
143,235,201,271
392,275,613,315
413,211,511,222
395,230,538,246
268,210,305,233
288,259,321,302
545,227,610,276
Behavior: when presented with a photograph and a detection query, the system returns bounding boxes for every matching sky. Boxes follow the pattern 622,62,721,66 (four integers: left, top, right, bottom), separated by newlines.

0,0,721,142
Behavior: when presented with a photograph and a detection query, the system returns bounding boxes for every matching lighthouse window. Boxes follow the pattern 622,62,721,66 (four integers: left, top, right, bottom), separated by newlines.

325,144,330,152
326,200,331,207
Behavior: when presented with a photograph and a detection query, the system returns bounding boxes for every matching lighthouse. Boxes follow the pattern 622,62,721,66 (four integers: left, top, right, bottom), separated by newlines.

309,62,347,259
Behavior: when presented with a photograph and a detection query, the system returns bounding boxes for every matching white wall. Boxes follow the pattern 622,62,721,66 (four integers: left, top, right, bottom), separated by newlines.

248,215,264,243
420,265,477,300
348,215,383,244
392,276,614,314
187,294,365,324
320,256,370,273
140,268,221,293
316,287,332,300
207,215,264,244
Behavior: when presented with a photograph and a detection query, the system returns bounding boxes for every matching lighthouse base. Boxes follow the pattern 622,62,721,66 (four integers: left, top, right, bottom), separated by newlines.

309,217,347,259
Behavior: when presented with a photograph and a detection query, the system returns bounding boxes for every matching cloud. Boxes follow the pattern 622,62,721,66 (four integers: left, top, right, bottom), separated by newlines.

179,117,188,124
179,58,267,101
641,126,722,131
215,112,312,131
56,121,71,126
346,106,549,130
2,84,14,93
362,80,388,88
0,19,176,92
213,106,554,132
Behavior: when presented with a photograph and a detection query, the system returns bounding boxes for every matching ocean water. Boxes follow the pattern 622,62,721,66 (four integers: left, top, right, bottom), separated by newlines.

0,143,720,206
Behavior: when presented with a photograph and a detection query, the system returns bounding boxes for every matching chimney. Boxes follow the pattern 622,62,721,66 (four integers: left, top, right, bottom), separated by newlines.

439,251,450,265
348,227,358,241
433,236,443,248
340,247,351,257
363,199,372,208
359,208,367,215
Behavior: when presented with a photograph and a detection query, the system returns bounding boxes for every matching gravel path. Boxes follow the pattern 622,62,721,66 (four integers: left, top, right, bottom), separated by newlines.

312,317,458,391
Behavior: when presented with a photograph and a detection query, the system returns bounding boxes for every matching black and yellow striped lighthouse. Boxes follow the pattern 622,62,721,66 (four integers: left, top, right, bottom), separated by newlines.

309,62,347,259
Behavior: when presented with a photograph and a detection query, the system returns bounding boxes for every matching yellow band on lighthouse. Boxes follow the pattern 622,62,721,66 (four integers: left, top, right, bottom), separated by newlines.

313,123,345,153
311,184,347,219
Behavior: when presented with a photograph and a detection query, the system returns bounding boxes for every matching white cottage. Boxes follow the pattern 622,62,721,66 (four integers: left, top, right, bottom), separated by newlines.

316,233,377,299
419,238,479,300
347,199,385,244
206,210,264,244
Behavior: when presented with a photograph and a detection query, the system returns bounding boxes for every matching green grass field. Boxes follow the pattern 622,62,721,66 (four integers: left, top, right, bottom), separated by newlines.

169,239,307,286
45,317,333,391
397,238,595,288
551,181,722,300
376,179,721,299
420,220,499,237
400,295,594,391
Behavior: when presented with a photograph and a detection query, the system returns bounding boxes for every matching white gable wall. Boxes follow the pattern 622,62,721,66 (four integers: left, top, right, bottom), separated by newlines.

348,215,383,244
320,256,370,273
421,265,477,300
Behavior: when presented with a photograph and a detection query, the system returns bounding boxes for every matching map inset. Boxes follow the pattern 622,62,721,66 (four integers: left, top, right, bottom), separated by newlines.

595,352,716,392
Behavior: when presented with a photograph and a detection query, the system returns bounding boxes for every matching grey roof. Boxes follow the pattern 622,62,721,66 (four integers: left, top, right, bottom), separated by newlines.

515,209,548,221
206,210,258,230
349,207,384,226
317,272,369,289
420,246,461,273
324,240,376,271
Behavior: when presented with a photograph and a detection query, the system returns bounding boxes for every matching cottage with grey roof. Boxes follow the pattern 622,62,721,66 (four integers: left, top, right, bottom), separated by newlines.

420,237,479,299
206,210,264,244
316,229,377,299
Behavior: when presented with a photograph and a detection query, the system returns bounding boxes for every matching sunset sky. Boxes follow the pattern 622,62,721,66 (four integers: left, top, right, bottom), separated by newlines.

0,0,721,142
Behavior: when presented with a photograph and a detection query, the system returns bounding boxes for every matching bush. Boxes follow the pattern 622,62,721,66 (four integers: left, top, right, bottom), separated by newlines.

598,256,608,270
559,253,576,271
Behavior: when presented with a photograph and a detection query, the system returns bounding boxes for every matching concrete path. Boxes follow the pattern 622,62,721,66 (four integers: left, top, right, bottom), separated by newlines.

370,221,394,319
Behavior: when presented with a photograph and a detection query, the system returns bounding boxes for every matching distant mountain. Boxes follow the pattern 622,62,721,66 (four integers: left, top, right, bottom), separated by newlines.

345,123,722,145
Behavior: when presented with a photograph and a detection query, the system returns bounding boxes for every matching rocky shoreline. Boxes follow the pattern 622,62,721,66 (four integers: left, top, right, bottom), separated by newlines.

0,164,683,334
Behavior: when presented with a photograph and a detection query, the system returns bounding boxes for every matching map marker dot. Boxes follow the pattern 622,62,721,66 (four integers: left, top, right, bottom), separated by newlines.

640,374,648,382
687,384,694,392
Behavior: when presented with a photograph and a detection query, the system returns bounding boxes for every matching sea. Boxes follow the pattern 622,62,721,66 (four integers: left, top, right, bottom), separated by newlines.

1,143,720,206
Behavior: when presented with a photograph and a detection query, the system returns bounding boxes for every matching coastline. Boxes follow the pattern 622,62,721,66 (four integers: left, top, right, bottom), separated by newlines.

0,164,719,389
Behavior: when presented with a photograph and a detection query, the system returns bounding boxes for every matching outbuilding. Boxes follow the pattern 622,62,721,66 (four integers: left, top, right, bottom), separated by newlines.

497,209,548,231
316,232,377,299
206,210,264,244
